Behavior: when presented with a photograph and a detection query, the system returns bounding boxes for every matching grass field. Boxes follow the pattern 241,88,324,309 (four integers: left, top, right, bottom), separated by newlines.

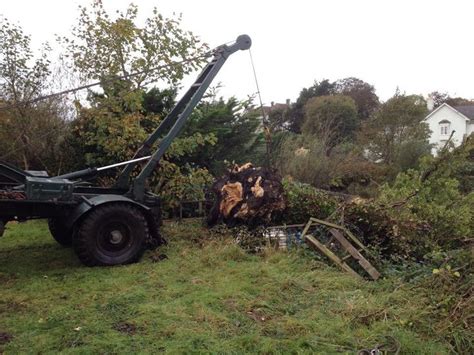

0,220,452,354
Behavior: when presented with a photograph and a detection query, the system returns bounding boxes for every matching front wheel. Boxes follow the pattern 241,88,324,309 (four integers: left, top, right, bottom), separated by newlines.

73,203,148,266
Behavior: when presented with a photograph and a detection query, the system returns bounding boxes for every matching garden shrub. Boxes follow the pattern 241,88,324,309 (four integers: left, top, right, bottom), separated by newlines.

281,179,337,224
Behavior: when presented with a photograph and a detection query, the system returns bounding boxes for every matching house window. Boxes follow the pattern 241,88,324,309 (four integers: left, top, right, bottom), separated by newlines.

439,120,451,136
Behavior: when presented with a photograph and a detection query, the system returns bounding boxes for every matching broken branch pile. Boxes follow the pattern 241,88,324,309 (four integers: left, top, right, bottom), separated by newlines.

208,173,433,261
0,191,26,200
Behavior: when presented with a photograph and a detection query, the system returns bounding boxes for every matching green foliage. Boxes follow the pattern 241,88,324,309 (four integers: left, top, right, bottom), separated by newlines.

419,249,473,352
361,93,430,166
59,0,208,163
281,179,337,224
379,165,473,247
150,154,214,210
267,105,291,133
287,77,379,133
69,100,216,208
287,79,336,133
428,91,474,108
0,18,51,101
334,77,380,120
303,95,358,151
343,201,432,261
280,179,431,260
60,1,216,208
68,103,145,168
277,134,338,188
279,139,473,260
0,17,68,172
142,87,177,118
60,0,207,87
184,95,265,175
393,139,432,172
61,0,209,167
276,130,383,194
444,135,474,194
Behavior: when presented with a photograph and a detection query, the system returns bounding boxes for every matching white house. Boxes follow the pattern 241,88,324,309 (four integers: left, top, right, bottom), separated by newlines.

425,103,474,154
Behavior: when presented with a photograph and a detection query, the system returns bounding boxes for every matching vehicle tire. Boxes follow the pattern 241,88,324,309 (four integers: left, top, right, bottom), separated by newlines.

0,220,5,237
73,203,148,266
48,218,73,247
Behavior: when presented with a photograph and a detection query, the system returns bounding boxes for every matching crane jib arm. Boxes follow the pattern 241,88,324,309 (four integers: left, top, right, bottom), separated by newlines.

115,34,252,201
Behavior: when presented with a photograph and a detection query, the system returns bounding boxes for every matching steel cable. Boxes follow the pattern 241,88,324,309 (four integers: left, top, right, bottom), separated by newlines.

248,48,272,166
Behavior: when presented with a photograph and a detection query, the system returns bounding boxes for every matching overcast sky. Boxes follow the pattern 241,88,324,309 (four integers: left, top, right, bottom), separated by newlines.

2,0,474,105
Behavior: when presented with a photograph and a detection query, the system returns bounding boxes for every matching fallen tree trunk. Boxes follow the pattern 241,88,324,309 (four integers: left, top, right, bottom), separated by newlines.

207,163,286,227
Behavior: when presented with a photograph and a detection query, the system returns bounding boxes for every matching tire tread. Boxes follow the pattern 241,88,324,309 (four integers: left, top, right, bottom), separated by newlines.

73,203,148,266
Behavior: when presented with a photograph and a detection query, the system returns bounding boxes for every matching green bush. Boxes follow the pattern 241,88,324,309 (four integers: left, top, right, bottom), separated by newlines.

379,168,473,248
280,178,444,261
281,179,337,224
418,248,474,353
342,202,432,261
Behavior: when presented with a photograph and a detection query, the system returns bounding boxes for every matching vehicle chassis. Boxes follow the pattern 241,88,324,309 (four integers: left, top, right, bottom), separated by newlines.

0,35,252,266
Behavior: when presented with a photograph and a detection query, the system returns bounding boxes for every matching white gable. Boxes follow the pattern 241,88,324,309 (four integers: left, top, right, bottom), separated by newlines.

425,103,471,153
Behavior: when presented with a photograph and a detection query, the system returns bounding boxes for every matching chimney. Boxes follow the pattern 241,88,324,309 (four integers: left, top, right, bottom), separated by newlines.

427,96,434,111
286,99,290,105
271,101,274,107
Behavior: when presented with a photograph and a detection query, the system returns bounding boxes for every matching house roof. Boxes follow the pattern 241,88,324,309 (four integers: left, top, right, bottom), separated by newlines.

453,105,474,120
425,103,471,122
261,103,290,115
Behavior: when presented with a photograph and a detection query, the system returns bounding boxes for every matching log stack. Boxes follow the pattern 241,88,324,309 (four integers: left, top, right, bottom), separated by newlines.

0,191,26,200
207,163,286,227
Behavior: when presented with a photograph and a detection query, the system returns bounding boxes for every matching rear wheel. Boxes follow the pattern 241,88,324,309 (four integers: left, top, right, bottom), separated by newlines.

0,220,5,237
48,218,73,247
72,203,148,266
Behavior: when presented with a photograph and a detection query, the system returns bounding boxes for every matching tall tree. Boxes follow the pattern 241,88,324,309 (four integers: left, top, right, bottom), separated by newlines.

60,0,207,89
427,91,449,109
183,96,264,175
428,91,474,108
302,95,358,153
63,1,214,207
334,77,379,120
62,0,210,167
361,93,430,165
0,17,68,172
288,77,379,132
288,79,335,133
445,97,474,107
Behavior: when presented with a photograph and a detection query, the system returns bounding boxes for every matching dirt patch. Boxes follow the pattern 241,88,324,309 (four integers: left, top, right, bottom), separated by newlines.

149,253,168,263
223,298,239,312
246,308,270,323
350,309,389,326
113,322,137,335
0,332,13,345
0,273,18,284
0,300,26,315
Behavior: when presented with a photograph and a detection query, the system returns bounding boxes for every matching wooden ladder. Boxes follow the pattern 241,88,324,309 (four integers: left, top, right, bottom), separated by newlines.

301,218,380,280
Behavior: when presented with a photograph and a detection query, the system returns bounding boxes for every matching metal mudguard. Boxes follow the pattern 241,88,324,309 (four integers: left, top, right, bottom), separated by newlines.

64,194,150,229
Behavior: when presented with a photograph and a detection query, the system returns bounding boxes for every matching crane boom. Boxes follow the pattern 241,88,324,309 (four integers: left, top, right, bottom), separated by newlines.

116,34,252,201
